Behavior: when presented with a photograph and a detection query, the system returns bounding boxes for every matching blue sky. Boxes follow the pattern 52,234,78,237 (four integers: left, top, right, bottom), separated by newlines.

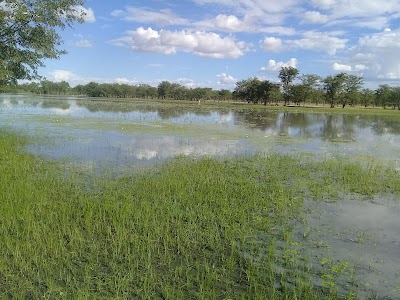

41,0,400,89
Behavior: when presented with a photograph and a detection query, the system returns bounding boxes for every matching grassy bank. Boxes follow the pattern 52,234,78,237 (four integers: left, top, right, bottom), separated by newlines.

78,97,400,116
1,130,399,299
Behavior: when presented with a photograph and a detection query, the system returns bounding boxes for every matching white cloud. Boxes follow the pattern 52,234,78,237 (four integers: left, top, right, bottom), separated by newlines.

350,28,400,79
332,63,352,71
217,73,237,85
302,11,329,24
111,27,249,58
176,78,196,88
71,6,95,23
194,0,298,14
196,14,295,34
311,0,400,19
48,70,78,82
112,78,138,85
111,7,188,26
262,31,347,55
262,37,283,52
259,26,296,35
354,64,368,71
309,0,400,30
310,0,337,10
111,27,176,55
287,31,347,55
213,14,244,31
260,58,297,72
331,62,368,72
73,39,93,48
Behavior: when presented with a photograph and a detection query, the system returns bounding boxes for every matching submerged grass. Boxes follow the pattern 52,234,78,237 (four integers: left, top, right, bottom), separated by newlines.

1,130,399,299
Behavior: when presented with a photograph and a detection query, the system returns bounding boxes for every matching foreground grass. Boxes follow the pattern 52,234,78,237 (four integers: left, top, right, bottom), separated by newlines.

1,131,399,299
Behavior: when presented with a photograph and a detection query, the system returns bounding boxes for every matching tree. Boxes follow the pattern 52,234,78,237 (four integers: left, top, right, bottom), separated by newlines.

0,0,87,85
279,66,299,106
340,74,363,108
375,84,392,108
297,74,322,106
259,80,278,105
234,77,276,105
323,73,346,108
157,81,172,99
360,88,374,107
234,78,260,103
389,87,400,110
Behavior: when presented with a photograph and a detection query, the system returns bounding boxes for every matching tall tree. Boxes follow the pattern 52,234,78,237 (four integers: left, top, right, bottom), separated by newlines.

341,74,363,108
323,73,346,108
234,77,276,105
360,88,375,107
297,74,322,106
0,0,87,85
389,86,400,110
157,81,172,99
375,84,392,108
278,66,299,106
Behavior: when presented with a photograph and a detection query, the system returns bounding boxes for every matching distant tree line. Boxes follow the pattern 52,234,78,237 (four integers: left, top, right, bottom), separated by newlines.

1,67,400,109
0,80,233,102
234,67,400,109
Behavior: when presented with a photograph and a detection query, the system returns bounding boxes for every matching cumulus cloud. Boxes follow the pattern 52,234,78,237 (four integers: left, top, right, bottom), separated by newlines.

48,70,78,82
262,37,283,52
309,0,400,29
311,0,400,18
192,0,300,34
354,64,368,71
332,63,352,71
217,73,237,85
261,31,347,55
111,27,176,55
350,28,400,79
176,78,197,88
112,78,138,85
287,31,347,55
302,11,329,24
111,27,249,58
260,58,297,72
70,5,96,23
213,14,244,31
111,7,188,26
196,14,295,34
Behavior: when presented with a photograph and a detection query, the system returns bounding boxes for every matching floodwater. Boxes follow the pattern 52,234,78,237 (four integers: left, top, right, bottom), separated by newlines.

1,94,400,298
1,94,400,173
297,196,400,299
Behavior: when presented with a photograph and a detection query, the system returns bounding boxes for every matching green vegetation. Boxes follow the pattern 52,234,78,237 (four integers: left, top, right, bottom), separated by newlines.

3,69,400,110
1,129,399,299
0,0,86,84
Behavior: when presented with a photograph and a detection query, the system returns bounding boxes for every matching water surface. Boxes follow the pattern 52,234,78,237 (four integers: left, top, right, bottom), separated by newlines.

1,95,400,172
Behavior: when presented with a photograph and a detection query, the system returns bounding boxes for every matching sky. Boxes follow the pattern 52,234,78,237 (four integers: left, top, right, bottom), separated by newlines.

39,0,400,89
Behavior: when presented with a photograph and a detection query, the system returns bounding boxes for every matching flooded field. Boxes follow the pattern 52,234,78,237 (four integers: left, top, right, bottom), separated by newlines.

1,94,399,172
1,94,400,299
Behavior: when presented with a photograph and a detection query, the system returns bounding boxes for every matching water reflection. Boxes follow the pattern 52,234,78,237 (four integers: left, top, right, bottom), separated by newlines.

1,95,399,170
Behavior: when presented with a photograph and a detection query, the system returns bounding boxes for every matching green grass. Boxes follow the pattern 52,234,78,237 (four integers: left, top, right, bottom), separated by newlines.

1,130,399,299
76,97,400,116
